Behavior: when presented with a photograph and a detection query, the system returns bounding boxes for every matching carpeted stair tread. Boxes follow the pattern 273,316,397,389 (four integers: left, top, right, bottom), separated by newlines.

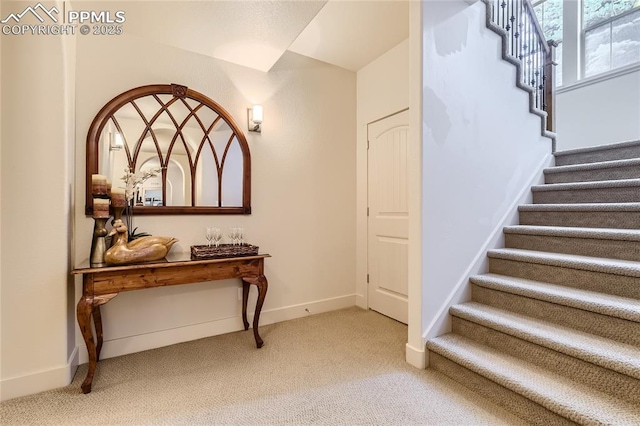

554,139,640,166
450,302,640,379
543,157,640,184
503,225,640,241
487,248,640,278
531,177,640,192
519,202,640,212
554,139,640,158
503,224,640,260
517,203,640,229
427,334,640,425
470,273,640,322
545,157,640,174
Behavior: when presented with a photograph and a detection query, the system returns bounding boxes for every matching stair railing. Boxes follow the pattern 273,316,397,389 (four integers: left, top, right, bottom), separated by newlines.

489,0,557,132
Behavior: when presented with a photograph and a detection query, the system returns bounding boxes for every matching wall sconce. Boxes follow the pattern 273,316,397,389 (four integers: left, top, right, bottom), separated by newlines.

110,132,124,151
247,105,263,133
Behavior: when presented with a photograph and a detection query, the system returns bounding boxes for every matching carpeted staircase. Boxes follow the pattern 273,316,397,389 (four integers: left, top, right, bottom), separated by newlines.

427,139,640,425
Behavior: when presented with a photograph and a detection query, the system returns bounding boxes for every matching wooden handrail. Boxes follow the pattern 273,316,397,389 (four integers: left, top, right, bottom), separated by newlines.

544,40,558,132
523,0,550,54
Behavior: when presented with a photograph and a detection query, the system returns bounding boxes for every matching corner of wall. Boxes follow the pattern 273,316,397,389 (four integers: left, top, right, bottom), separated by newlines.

355,294,366,309
0,8,4,390
407,0,424,360
1,348,78,402
355,32,411,316
1,17,76,402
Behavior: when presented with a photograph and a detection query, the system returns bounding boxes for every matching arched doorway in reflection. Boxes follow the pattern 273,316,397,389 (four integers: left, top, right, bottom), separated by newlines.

139,157,185,207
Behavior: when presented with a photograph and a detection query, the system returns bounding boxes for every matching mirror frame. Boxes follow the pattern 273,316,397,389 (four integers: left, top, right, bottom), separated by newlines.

85,84,251,215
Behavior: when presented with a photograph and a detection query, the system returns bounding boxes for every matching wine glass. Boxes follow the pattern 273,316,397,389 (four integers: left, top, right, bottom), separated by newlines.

228,228,237,245
205,227,213,246
212,227,222,247
238,228,245,246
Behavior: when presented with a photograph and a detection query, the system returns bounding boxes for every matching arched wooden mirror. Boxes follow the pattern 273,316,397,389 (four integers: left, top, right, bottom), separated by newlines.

85,84,251,215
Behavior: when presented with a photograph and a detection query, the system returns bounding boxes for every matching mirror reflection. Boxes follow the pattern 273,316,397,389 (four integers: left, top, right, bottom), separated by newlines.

87,84,251,215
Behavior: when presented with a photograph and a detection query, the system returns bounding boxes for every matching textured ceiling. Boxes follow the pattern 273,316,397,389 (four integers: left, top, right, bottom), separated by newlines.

115,1,327,72
288,0,409,72
98,1,407,73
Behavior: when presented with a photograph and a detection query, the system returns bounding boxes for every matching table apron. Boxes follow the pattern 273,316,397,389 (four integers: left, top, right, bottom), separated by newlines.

91,258,264,295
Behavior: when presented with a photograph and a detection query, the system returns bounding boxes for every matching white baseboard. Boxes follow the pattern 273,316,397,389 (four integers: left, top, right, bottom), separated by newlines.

355,293,366,309
1,347,79,402
1,295,356,400
77,294,357,364
405,342,426,369
421,154,554,343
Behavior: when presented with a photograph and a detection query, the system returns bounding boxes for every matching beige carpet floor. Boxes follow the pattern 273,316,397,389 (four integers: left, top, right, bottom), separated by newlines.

1,307,529,425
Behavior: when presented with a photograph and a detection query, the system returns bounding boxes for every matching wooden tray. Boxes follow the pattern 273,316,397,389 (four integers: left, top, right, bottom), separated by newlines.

190,244,259,260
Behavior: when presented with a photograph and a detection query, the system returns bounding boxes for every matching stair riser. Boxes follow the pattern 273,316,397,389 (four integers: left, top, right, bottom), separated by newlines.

471,284,640,346
504,233,640,262
555,146,640,166
519,210,640,229
533,187,640,204
545,165,640,184
488,258,640,299
452,317,640,404
428,352,573,426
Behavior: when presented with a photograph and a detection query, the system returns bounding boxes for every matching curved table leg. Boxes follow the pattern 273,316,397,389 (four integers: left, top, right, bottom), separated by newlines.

77,296,96,394
77,293,117,393
252,275,268,348
92,305,103,361
241,280,250,331
91,294,117,363
242,275,268,348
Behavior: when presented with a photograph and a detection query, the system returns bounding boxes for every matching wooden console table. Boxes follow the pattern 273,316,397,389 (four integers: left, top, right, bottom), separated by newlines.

71,253,270,394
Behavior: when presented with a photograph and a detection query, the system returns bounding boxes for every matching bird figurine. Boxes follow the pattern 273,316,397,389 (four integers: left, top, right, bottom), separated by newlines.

104,219,178,265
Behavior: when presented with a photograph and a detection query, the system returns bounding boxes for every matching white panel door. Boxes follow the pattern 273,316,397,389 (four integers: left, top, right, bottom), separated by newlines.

367,110,409,324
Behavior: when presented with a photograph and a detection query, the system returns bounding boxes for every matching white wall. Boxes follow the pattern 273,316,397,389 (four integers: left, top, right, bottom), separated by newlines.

556,69,640,151
73,34,357,364
1,8,77,400
356,38,409,309
421,1,553,351
0,1,3,400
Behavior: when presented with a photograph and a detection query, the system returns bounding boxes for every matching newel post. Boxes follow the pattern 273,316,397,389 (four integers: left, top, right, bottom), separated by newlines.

544,40,558,132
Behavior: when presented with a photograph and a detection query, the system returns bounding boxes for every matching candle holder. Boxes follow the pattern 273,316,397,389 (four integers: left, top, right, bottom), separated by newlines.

112,205,125,223
90,217,109,267
110,189,127,239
